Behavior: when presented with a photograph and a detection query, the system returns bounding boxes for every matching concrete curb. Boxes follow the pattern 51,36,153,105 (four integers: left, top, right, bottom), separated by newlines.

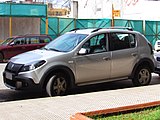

70,113,92,120
70,100,160,120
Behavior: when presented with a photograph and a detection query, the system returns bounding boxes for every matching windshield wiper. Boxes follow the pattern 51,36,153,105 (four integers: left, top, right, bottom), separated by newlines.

43,47,65,52
48,48,61,52
43,47,48,50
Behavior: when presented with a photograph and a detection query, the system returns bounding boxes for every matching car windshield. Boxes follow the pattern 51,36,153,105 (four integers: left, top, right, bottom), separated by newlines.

43,33,88,52
1,37,14,45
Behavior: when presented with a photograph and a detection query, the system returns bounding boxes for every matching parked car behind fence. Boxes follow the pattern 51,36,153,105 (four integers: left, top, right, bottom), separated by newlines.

0,34,52,62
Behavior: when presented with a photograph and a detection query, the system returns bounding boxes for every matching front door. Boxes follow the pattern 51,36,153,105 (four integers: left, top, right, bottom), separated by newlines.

6,37,26,59
74,33,111,84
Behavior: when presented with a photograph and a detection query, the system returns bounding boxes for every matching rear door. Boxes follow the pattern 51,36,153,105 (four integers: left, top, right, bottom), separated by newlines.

109,32,138,78
24,36,41,51
25,36,52,51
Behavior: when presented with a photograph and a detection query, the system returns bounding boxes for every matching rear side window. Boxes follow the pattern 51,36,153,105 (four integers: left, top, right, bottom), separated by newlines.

26,37,39,44
109,33,136,51
30,37,39,44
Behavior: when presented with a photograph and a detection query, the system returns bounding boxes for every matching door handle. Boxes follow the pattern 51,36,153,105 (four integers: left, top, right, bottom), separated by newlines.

103,57,110,61
131,53,137,57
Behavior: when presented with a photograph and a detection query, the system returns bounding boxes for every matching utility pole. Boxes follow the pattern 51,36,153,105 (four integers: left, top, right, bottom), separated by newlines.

111,4,114,27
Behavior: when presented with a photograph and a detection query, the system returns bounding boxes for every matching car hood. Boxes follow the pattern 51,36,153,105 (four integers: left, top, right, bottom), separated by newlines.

0,44,8,49
10,49,65,64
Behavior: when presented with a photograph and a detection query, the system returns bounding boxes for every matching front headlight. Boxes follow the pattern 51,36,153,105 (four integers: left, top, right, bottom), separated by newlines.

20,60,46,72
157,57,160,62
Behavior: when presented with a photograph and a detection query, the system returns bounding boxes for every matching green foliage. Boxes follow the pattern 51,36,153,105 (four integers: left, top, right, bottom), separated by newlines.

91,106,160,120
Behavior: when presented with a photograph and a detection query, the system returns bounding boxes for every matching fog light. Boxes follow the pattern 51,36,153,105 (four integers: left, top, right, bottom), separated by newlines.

16,81,22,89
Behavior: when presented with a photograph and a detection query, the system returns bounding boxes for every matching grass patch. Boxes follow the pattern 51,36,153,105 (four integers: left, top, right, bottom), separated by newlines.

90,106,160,120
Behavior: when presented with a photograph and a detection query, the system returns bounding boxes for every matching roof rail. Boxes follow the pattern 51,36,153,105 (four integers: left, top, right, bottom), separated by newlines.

70,28,80,32
108,27,133,31
91,28,102,33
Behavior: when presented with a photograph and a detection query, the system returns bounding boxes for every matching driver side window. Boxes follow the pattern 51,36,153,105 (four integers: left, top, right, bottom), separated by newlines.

14,37,25,45
82,34,107,54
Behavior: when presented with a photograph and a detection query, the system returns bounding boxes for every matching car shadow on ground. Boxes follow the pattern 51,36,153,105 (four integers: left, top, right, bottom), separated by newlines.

0,89,47,102
0,74,159,102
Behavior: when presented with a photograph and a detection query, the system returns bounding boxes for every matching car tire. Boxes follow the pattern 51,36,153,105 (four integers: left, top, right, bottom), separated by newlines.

132,66,151,86
46,73,68,97
0,53,4,62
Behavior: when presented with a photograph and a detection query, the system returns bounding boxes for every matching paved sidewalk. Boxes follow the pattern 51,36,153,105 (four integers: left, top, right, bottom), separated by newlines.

0,84,160,120
0,63,160,119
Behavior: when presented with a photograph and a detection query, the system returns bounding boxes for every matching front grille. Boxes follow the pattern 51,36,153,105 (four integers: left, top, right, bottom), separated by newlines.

6,62,24,74
5,79,16,88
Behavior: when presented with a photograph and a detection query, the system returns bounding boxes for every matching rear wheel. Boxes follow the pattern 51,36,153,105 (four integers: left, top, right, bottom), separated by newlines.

46,73,68,97
0,53,4,62
132,66,151,86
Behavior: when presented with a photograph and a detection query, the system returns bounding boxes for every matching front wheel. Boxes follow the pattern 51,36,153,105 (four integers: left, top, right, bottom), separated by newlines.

132,66,151,86
46,73,68,97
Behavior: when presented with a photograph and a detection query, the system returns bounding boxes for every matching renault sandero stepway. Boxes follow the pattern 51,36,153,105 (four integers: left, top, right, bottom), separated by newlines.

3,28,155,96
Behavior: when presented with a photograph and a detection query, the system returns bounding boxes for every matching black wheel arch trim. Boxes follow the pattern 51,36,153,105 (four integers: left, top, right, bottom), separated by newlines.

40,65,76,89
130,58,155,79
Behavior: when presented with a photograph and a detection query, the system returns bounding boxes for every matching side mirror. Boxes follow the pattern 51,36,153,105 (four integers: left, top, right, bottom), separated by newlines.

78,48,88,55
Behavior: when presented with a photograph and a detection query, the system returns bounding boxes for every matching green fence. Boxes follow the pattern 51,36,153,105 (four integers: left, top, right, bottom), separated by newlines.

0,3,47,17
114,19,143,33
41,17,75,39
40,18,112,39
41,17,145,41
76,19,111,28
42,17,160,46
145,21,160,46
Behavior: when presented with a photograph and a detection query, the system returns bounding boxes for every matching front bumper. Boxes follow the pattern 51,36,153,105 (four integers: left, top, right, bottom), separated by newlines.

3,71,39,90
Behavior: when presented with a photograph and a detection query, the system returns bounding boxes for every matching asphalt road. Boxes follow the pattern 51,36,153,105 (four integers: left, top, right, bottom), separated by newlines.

0,63,160,102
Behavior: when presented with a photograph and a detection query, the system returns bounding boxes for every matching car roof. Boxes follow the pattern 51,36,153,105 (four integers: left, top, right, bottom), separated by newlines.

10,35,23,38
24,34,50,36
69,29,96,34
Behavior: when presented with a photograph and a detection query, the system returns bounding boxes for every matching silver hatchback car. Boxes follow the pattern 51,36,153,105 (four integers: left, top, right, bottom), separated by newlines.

3,28,155,96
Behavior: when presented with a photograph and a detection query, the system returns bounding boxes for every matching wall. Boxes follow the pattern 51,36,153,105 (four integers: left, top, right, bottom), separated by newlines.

70,1,78,18
0,17,40,41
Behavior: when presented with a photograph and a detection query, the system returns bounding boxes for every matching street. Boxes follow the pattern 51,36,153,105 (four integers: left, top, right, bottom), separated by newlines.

0,63,160,102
